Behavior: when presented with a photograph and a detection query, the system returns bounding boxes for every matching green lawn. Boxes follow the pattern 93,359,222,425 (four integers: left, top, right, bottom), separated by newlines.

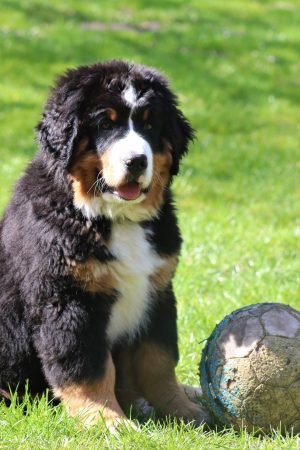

0,0,300,448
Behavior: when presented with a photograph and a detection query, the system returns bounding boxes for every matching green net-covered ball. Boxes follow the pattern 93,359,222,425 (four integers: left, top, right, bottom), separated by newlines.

200,303,300,433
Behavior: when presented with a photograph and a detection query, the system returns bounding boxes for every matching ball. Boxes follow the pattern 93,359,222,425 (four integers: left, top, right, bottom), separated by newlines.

200,303,300,433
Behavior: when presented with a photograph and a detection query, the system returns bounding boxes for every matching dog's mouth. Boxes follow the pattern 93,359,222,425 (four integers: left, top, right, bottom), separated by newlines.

112,181,142,201
99,178,149,202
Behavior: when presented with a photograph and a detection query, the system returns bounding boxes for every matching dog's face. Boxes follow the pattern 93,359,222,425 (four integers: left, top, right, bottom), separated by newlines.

37,61,194,221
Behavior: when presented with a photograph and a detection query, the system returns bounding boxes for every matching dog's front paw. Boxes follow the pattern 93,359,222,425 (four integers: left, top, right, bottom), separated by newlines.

179,385,214,428
177,398,213,428
191,403,214,428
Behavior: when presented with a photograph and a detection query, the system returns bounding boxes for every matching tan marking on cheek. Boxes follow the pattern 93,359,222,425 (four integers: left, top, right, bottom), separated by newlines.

143,108,150,121
135,343,206,423
69,257,116,294
54,353,126,426
69,139,102,204
141,147,172,212
106,108,117,122
99,150,111,182
77,137,90,155
150,255,178,290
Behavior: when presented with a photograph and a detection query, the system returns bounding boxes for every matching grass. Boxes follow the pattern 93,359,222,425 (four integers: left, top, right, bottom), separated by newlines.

0,396,298,450
0,0,300,448
0,396,299,450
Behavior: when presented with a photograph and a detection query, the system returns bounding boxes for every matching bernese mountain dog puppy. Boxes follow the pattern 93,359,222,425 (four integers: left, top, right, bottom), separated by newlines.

0,60,211,429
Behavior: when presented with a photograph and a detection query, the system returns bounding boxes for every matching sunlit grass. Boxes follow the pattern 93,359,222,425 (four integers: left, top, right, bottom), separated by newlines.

0,0,299,447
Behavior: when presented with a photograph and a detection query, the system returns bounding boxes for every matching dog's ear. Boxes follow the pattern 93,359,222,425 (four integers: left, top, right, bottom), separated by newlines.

36,81,81,169
163,103,194,176
37,113,79,168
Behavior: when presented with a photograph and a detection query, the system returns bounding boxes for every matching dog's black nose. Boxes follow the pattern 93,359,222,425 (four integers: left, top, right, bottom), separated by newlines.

125,154,148,178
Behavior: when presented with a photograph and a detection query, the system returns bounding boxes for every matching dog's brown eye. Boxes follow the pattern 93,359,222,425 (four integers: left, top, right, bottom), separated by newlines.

144,122,152,130
101,119,113,130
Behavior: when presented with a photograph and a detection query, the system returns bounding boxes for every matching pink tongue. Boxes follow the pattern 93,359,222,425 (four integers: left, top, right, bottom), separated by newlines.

115,182,141,200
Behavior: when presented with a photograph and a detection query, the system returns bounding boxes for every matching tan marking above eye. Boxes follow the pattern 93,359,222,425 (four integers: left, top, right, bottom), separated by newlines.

106,108,118,122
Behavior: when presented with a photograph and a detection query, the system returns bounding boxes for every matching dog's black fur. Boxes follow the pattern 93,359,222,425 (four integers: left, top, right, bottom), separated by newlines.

0,61,210,426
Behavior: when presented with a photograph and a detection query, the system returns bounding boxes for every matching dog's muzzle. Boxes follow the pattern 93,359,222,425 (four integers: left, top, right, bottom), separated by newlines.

125,154,148,180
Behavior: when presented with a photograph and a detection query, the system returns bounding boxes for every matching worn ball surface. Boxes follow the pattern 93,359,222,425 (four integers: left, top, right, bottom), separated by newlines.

200,303,300,433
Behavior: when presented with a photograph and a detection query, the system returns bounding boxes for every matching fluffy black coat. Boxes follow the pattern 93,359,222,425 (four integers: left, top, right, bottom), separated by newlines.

0,61,202,425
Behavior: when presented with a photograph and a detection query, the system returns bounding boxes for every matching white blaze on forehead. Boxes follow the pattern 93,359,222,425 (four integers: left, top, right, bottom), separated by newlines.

123,84,137,107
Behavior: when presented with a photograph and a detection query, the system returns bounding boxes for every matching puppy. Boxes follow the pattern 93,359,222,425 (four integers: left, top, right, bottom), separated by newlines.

0,60,211,429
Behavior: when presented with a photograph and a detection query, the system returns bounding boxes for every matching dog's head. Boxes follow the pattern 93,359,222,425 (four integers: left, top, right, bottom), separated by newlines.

37,60,194,221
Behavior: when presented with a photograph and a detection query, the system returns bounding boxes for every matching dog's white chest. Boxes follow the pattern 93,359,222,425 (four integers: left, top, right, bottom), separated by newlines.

106,222,163,345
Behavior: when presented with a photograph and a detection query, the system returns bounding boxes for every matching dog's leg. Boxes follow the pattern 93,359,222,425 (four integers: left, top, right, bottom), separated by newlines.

134,342,212,426
54,353,128,430
132,285,212,426
114,348,155,420
114,349,141,411
33,298,133,432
